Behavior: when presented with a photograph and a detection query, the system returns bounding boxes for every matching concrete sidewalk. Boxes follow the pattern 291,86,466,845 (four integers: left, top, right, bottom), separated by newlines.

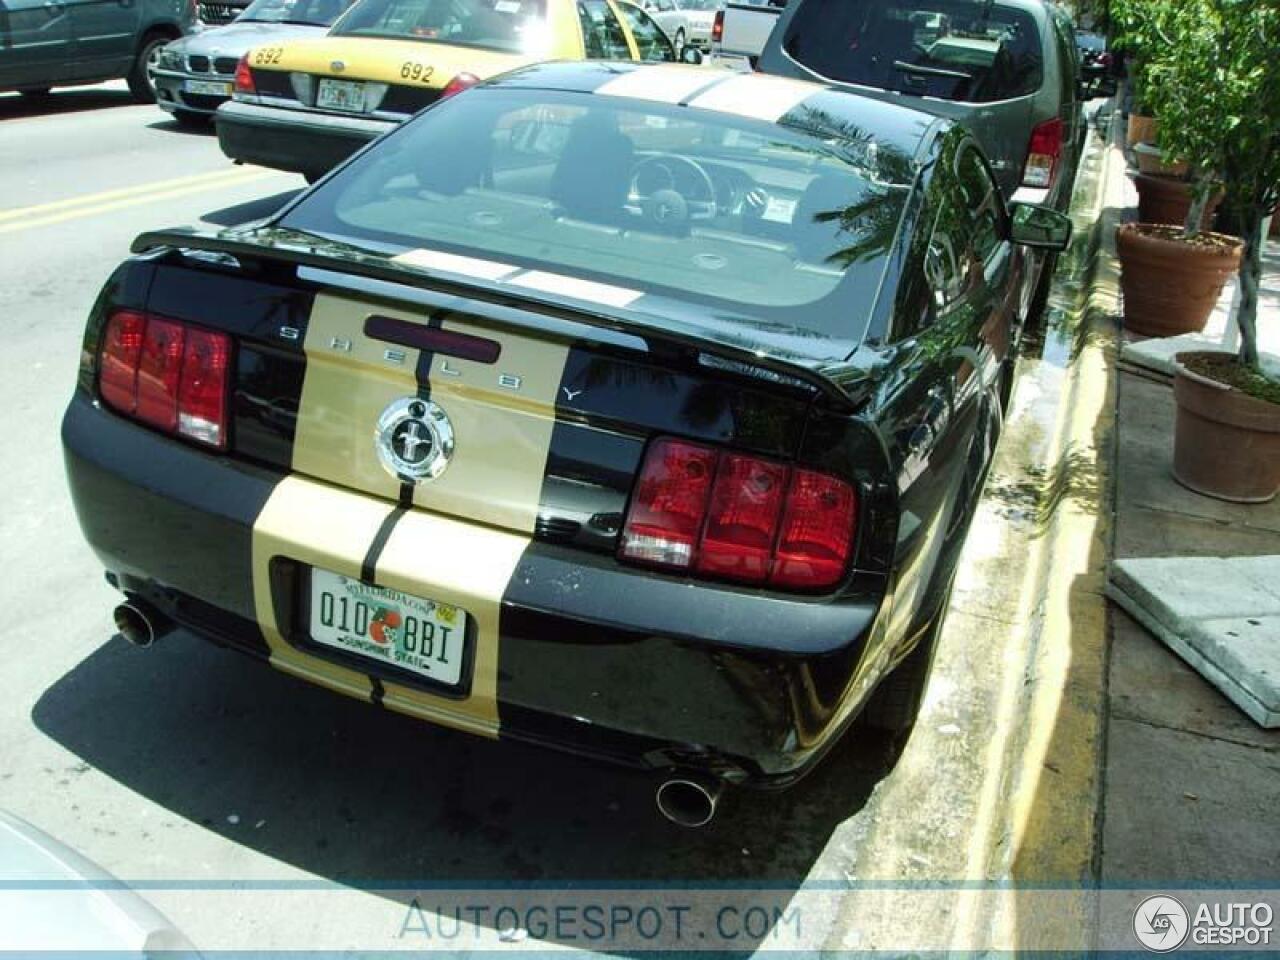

1101,173,1280,881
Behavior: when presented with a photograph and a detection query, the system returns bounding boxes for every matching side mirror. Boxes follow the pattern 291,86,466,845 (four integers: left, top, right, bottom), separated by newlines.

680,45,703,64
1009,202,1072,251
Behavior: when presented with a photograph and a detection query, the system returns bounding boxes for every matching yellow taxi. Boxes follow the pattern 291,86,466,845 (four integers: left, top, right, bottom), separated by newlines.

215,0,686,180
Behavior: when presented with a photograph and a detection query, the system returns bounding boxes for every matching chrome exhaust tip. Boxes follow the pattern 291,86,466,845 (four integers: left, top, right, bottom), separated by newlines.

655,775,722,828
113,600,167,648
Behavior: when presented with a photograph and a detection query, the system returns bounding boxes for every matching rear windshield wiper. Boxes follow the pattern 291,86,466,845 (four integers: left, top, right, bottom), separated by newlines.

892,60,973,81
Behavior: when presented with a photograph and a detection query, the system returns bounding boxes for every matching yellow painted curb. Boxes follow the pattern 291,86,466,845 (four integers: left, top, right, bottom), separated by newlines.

818,110,1125,954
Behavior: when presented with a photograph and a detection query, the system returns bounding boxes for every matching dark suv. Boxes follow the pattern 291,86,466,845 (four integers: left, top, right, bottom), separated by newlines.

757,0,1087,213
0,0,196,101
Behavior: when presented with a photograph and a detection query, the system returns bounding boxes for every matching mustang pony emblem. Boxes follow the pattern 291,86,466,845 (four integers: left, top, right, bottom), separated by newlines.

375,397,455,484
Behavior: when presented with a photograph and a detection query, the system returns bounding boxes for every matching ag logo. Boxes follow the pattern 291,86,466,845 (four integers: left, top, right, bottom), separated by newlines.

375,397,454,484
1134,895,1190,952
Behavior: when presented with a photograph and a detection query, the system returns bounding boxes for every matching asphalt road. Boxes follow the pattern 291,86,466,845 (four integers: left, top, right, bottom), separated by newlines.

0,82,899,951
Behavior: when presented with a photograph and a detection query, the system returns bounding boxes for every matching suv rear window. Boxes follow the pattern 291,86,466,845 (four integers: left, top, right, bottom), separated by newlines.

333,0,549,52
782,0,1043,103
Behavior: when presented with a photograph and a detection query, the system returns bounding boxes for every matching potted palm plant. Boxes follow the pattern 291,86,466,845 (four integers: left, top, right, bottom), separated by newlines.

1113,0,1244,338
1128,0,1280,502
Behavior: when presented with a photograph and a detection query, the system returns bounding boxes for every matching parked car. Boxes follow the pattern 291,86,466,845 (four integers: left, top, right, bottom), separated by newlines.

197,0,252,27
1074,29,1116,97
676,0,720,49
64,61,1071,825
636,0,689,51
151,0,356,124
215,0,678,181
756,0,1087,212
0,0,195,102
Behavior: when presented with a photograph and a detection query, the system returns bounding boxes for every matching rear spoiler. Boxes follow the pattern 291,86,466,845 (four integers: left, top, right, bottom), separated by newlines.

131,227,877,412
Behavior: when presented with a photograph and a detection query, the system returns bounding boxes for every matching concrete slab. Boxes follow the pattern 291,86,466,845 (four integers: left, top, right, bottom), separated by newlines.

1110,607,1279,750
1102,716,1280,884
1108,556,1280,728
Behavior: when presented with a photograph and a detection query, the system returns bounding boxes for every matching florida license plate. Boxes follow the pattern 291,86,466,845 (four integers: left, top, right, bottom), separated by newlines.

308,568,466,687
184,79,232,95
316,77,366,112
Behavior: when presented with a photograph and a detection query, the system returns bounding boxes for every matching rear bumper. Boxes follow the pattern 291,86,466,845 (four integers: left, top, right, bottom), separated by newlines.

214,99,395,177
62,394,886,788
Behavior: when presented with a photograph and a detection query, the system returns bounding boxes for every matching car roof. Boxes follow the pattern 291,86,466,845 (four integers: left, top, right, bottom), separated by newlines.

485,61,944,160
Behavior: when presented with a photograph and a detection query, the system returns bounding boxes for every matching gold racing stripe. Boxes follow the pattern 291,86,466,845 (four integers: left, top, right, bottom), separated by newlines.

252,284,571,737
252,475,389,699
685,73,818,122
372,507,529,737
292,292,418,502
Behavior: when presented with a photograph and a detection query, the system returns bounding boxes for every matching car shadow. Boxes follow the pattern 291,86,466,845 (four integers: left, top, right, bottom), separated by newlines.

33,630,890,953
146,116,217,136
200,190,304,226
0,87,136,120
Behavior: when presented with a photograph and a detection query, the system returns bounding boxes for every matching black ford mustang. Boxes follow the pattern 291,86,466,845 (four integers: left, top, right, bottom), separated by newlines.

62,62,1069,826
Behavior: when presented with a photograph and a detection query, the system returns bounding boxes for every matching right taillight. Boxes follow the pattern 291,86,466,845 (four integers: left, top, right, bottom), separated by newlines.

233,54,255,95
619,437,858,591
1022,117,1064,189
98,309,231,450
712,10,724,43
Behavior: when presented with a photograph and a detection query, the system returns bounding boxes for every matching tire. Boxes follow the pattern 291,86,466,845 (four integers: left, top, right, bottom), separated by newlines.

1026,250,1059,324
862,578,955,734
128,34,170,104
674,28,685,54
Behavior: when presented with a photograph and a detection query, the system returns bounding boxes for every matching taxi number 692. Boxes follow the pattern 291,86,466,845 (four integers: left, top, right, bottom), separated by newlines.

253,46,284,65
400,61,435,82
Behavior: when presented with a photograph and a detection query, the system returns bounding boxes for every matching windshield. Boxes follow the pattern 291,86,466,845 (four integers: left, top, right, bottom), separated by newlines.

678,0,720,11
279,87,912,345
332,0,549,52
783,0,1043,103
239,0,349,24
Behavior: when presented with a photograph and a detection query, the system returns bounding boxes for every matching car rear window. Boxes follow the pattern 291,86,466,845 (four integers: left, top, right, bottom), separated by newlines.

279,87,913,344
782,0,1043,103
238,0,350,25
332,0,549,52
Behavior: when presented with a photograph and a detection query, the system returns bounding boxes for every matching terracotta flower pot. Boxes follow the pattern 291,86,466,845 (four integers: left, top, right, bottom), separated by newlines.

1127,113,1158,148
1133,173,1223,229
1133,141,1188,178
1116,224,1243,337
1173,353,1280,503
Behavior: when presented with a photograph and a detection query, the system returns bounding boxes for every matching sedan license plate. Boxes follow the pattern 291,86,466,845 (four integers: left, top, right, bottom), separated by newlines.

309,568,466,687
316,77,366,113
184,79,232,96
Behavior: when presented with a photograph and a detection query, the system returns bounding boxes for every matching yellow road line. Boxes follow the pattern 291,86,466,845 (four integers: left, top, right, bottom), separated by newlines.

0,170,278,235
0,167,271,224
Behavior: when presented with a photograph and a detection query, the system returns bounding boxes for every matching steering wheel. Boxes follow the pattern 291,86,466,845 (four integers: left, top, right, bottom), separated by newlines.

625,154,718,228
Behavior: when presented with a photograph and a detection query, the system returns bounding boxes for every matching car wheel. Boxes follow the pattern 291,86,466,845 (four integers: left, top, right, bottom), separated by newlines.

675,28,686,53
128,34,170,103
862,577,955,735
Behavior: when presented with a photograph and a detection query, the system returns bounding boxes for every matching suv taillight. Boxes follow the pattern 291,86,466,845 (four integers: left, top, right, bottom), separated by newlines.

712,9,724,42
233,54,255,95
99,309,231,450
1022,117,1064,189
619,437,858,591
440,72,480,99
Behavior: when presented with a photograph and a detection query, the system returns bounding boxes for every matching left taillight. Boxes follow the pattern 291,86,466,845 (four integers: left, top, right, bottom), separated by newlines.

98,309,231,450
1022,117,1064,190
233,54,255,95
618,437,858,592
